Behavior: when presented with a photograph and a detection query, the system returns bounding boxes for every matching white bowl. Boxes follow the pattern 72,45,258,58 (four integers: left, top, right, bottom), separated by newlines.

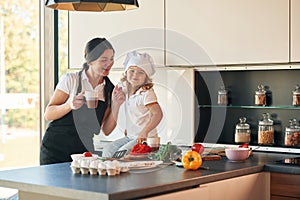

225,148,250,162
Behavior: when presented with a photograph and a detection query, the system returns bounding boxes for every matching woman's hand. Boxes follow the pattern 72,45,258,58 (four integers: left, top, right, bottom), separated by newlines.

44,89,85,121
70,91,85,110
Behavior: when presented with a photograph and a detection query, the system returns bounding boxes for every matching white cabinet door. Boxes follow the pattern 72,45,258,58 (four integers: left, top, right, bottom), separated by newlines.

291,0,300,62
166,0,289,66
69,0,164,69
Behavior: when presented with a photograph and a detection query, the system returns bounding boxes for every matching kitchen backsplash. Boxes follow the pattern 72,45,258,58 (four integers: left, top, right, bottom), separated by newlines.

194,67,300,153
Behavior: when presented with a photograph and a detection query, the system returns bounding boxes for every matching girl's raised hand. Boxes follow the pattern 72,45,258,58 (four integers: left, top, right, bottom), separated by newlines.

112,85,125,106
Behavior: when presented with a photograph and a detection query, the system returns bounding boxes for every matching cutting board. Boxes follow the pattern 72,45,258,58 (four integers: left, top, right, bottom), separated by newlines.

204,148,226,156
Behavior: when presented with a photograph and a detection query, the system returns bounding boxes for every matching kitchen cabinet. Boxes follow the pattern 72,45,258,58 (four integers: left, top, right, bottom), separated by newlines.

18,191,72,200
195,68,300,153
271,172,300,199
68,0,164,69
166,0,289,66
291,0,300,62
68,0,291,67
144,172,270,200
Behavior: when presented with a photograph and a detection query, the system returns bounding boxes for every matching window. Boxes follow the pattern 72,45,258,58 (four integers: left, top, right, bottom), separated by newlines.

0,0,40,169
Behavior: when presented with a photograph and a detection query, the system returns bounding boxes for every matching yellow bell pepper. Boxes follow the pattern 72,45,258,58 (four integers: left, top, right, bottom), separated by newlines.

181,150,202,170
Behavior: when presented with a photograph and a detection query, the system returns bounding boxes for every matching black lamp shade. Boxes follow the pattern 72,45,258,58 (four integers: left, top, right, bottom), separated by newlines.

45,0,139,12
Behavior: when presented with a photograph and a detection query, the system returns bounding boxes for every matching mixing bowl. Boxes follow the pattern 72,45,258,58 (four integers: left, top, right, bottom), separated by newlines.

225,148,250,162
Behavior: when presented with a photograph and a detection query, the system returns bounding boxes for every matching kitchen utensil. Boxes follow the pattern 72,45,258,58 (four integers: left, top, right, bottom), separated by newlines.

84,91,98,109
258,113,274,145
112,150,127,159
292,85,300,106
173,161,209,170
147,137,160,151
235,117,251,144
202,155,221,161
275,157,300,166
127,161,163,170
218,86,228,105
225,148,250,162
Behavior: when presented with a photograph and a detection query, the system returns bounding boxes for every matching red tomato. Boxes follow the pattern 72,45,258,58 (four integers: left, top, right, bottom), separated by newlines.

192,143,205,154
83,152,93,157
239,143,249,148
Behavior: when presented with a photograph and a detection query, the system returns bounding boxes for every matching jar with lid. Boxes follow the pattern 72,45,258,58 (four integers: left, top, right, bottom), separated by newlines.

235,117,251,144
255,84,266,106
258,113,274,145
292,85,300,106
284,119,300,147
218,86,228,105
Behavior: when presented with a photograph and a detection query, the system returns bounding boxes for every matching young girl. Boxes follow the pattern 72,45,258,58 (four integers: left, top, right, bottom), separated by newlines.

102,51,163,157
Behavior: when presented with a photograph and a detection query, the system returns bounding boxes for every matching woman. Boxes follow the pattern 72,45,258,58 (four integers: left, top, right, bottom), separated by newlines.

40,37,125,165
102,51,163,157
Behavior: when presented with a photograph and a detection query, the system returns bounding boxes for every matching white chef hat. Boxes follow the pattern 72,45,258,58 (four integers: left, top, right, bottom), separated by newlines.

123,51,156,77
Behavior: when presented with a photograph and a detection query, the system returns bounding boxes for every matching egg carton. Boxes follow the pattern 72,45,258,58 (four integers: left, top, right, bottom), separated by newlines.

70,159,129,176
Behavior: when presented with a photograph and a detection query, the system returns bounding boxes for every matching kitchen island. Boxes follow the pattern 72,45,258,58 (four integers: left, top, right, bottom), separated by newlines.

0,152,299,200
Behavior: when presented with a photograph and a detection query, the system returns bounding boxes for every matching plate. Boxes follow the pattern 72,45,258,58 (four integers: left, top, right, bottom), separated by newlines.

129,165,159,170
126,153,150,160
127,161,163,170
129,152,150,156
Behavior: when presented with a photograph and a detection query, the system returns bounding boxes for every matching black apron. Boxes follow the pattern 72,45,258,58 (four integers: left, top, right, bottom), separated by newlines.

40,71,114,165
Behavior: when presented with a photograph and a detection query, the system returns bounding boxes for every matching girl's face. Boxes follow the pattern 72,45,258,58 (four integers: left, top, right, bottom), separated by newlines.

89,49,114,77
126,66,147,88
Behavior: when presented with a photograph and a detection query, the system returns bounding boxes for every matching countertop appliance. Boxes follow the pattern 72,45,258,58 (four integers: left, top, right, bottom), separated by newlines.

276,157,300,166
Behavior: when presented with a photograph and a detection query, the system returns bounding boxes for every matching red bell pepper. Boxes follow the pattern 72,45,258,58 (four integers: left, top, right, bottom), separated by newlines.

130,143,152,154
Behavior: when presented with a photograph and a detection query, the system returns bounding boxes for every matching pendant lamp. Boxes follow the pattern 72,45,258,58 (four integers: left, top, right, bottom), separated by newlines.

45,0,139,12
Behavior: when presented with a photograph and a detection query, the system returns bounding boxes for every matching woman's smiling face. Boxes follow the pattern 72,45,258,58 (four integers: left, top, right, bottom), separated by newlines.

89,49,114,77
126,66,147,88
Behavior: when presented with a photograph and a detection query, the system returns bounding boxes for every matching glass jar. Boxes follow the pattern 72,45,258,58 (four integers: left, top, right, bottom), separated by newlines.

218,86,228,105
258,113,274,145
255,84,266,106
235,117,251,144
292,85,300,106
284,119,300,147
